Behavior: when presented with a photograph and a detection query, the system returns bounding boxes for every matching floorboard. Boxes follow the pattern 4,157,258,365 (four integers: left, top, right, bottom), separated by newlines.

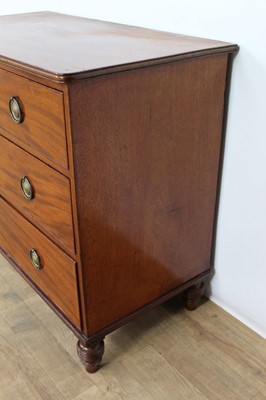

0,254,265,400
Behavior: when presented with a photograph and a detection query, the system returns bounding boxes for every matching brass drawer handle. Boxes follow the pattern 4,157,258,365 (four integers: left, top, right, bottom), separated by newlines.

29,249,43,270
9,96,24,124
20,176,34,200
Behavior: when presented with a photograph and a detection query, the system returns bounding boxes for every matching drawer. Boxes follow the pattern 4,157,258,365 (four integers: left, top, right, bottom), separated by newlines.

0,135,75,252
0,68,68,169
0,198,81,329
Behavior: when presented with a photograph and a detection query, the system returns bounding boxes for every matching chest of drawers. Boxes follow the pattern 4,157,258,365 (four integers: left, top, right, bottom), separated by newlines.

0,11,238,372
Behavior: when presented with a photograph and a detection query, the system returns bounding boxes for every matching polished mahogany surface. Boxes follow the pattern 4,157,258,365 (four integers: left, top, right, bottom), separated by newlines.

0,12,237,81
0,11,238,372
0,198,80,328
0,135,75,253
69,54,228,334
0,68,67,168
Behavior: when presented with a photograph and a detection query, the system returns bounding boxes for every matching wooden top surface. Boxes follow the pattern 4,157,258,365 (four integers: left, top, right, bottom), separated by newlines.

0,11,238,82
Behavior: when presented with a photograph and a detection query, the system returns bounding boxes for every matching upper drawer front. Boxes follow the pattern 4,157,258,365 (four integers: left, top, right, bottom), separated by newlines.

0,135,75,252
0,69,68,169
0,198,80,329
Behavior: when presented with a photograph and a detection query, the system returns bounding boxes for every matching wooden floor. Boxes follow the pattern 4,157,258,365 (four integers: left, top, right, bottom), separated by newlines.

0,254,265,400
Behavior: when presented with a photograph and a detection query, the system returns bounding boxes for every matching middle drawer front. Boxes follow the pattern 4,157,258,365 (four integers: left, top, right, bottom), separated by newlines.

0,197,81,329
0,135,75,253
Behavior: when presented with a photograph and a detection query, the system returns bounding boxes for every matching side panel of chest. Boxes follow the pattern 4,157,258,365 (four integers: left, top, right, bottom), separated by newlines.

68,54,228,335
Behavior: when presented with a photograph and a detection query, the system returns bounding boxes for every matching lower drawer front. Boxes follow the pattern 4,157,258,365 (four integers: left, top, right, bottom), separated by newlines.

0,197,81,329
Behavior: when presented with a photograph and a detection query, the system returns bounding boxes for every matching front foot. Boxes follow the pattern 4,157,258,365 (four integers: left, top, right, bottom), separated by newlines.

77,338,105,373
184,281,205,310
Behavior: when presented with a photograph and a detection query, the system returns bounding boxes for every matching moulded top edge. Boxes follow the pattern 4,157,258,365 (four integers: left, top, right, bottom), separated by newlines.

0,11,239,83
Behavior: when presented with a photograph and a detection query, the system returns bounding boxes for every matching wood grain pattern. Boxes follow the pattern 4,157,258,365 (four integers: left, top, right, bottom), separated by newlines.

62,84,89,333
0,12,238,82
86,359,156,400
123,345,209,400
0,68,68,168
0,135,75,253
1,259,264,400
126,301,265,400
184,301,266,396
0,301,91,399
0,198,80,328
250,394,266,400
69,54,228,335
0,12,239,373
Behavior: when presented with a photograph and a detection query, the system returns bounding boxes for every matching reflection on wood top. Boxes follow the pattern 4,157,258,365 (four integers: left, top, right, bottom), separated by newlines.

0,11,238,81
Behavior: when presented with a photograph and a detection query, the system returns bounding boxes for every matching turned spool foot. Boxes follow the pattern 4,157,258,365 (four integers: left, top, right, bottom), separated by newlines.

184,281,205,310
77,338,105,373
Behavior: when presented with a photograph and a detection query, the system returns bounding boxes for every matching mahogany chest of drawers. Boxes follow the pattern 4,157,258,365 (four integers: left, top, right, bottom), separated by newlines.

0,11,238,372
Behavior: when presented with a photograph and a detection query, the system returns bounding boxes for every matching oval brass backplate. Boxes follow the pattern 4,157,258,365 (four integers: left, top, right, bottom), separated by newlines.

29,249,43,270
9,96,24,124
20,176,34,200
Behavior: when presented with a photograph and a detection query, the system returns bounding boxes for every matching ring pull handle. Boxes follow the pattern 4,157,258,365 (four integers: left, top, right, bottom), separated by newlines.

20,176,34,200
9,96,24,124
29,249,43,270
